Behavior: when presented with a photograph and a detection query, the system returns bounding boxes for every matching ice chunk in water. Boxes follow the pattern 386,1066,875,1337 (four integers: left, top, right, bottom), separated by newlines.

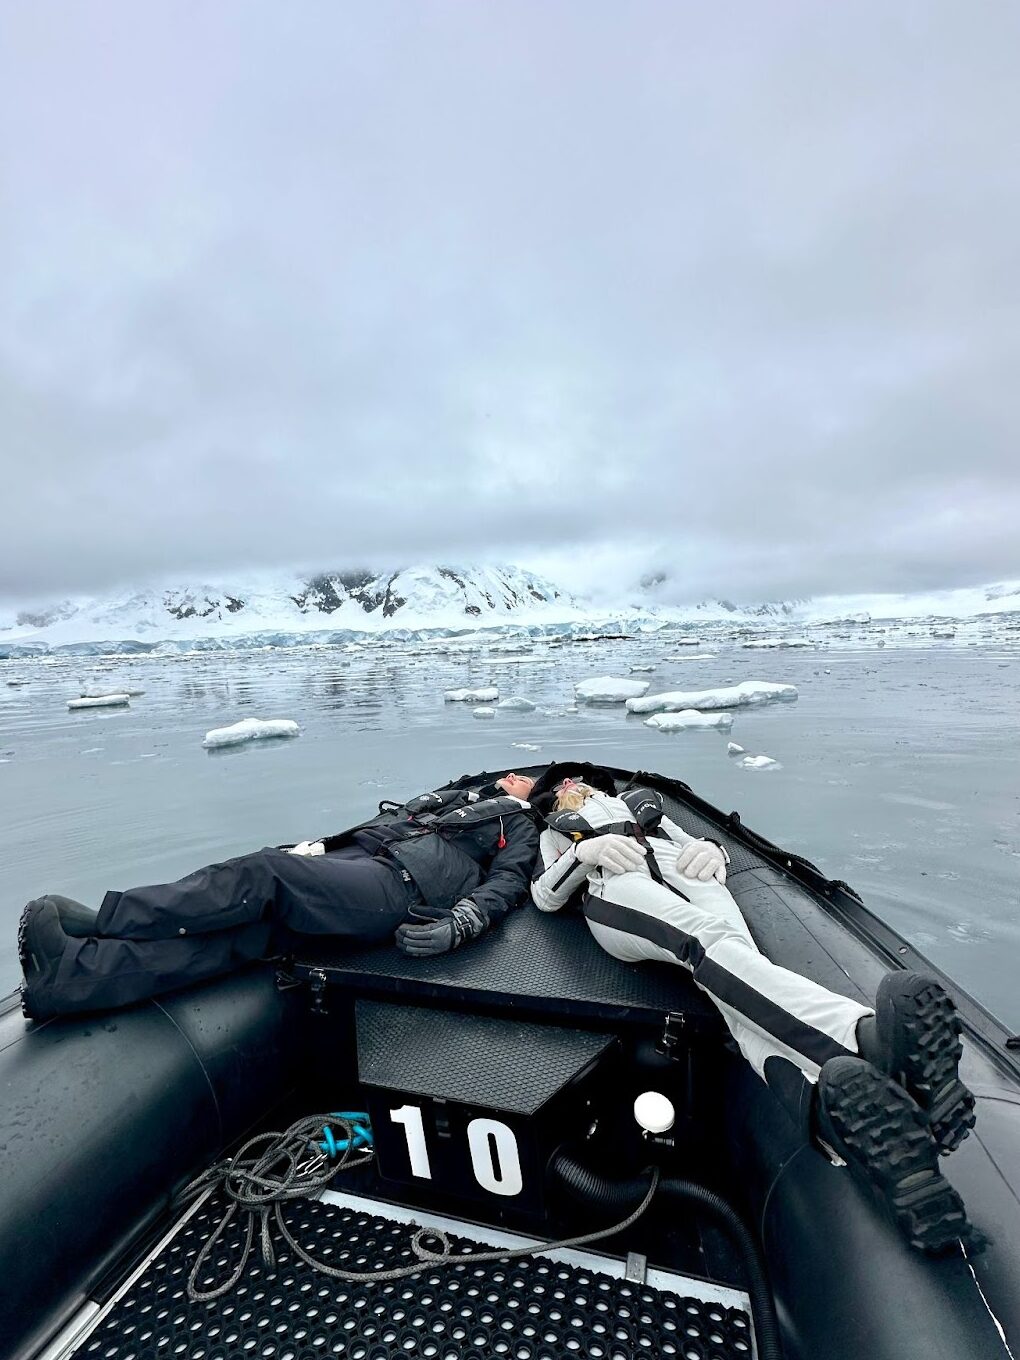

644,710,733,732
472,706,497,719
627,681,797,714
68,694,130,710
203,718,300,748
738,754,781,770
575,676,650,703
445,687,499,702
497,696,537,711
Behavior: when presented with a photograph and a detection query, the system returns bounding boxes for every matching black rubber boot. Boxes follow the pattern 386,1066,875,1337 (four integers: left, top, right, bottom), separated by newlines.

856,972,976,1154
45,894,100,938
17,898,70,1020
815,1056,972,1256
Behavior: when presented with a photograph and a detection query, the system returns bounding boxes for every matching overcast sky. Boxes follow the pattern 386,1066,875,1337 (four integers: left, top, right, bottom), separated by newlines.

2,1,1019,606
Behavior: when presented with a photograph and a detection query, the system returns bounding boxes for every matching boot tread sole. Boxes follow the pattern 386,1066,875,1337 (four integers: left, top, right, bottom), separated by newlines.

821,1058,970,1255
885,977,976,1154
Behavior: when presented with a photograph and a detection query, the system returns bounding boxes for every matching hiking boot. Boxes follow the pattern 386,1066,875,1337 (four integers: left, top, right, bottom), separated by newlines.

856,972,976,1154
815,1055,971,1255
17,898,70,1021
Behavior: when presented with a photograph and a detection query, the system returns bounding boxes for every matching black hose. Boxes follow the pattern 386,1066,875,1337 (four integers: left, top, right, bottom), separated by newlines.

552,1153,785,1360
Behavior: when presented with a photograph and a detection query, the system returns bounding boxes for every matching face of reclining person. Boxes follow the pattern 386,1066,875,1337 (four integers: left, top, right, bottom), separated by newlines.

496,773,536,799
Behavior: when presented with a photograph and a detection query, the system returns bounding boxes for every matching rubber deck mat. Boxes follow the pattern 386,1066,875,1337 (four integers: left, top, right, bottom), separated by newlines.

71,1191,753,1360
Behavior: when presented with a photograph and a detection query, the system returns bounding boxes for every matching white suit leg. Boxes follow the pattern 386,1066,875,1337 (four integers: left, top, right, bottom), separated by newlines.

586,861,871,1082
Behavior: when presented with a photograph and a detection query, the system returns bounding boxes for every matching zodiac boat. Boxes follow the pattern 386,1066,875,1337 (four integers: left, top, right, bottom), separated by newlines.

2,764,1019,1360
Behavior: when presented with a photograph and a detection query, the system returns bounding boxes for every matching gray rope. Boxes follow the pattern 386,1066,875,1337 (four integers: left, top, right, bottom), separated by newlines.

178,1113,660,1302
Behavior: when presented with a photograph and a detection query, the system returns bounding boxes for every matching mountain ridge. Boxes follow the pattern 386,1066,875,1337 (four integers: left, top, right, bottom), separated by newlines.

3,564,1020,653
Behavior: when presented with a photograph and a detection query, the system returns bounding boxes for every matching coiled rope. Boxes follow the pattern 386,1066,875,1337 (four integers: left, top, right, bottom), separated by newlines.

174,1113,660,1303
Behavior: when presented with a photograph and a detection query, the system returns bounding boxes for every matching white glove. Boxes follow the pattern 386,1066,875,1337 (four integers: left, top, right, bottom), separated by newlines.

675,839,727,884
575,835,647,875
289,840,325,857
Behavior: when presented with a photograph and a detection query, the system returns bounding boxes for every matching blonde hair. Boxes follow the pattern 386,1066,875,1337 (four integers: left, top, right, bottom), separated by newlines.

553,782,596,813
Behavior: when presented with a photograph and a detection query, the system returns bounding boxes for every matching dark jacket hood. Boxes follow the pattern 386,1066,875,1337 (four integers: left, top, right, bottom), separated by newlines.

527,761,618,818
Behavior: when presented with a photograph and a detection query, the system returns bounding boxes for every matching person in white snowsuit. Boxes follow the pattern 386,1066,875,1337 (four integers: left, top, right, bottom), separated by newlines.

529,770,978,1254
531,778,870,1086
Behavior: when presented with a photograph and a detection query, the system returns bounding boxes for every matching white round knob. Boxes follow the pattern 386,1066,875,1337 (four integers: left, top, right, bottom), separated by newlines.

633,1091,675,1134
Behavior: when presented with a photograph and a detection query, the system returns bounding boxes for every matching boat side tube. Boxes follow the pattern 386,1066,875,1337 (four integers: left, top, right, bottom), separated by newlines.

0,968,302,1360
724,1053,1020,1360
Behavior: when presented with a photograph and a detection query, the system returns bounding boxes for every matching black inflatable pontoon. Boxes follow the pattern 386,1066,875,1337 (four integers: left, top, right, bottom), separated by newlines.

2,765,1018,1360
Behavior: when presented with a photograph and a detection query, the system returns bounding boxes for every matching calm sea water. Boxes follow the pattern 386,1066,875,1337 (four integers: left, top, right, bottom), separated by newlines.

2,638,1018,1026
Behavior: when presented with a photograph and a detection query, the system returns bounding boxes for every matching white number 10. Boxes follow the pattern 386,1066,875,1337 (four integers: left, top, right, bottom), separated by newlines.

389,1105,523,1197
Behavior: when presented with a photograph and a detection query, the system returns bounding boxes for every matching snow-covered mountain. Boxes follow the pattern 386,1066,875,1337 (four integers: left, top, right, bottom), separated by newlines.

2,566,1019,655
1,565,582,649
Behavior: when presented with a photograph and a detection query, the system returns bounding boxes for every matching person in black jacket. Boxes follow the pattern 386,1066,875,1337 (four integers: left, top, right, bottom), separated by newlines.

16,773,540,1020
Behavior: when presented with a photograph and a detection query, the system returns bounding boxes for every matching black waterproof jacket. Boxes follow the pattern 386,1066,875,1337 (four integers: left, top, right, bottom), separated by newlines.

346,788,539,927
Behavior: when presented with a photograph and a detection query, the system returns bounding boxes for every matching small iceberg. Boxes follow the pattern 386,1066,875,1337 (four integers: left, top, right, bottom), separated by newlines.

662,653,717,662
741,637,813,649
627,681,798,714
203,718,300,749
737,754,781,771
68,694,130,710
81,684,146,697
496,697,537,711
445,687,499,702
629,665,657,673
644,710,733,733
727,742,746,756
472,706,497,719
668,638,703,647
575,676,651,704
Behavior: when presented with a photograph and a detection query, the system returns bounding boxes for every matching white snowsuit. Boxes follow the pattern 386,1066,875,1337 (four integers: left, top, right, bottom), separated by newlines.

531,790,872,1083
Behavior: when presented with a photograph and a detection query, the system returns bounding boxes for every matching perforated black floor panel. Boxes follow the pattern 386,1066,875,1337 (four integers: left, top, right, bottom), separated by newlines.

74,1194,753,1360
357,1002,616,1114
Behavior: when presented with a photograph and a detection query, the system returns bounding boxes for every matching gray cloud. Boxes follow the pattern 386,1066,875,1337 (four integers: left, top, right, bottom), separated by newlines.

2,0,1019,605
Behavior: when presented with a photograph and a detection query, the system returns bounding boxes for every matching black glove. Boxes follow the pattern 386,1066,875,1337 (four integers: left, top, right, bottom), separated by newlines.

395,899,487,957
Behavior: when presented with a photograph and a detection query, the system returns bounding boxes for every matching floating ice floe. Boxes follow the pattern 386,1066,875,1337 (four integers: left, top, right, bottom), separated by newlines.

737,754,781,771
662,653,717,662
203,718,300,749
626,681,798,714
68,694,130,710
727,742,746,755
486,656,556,666
644,710,733,733
741,638,813,649
81,684,146,697
511,741,542,751
472,707,497,719
444,687,499,702
575,676,650,703
629,665,657,673
669,638,703,647
496,696,537,711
